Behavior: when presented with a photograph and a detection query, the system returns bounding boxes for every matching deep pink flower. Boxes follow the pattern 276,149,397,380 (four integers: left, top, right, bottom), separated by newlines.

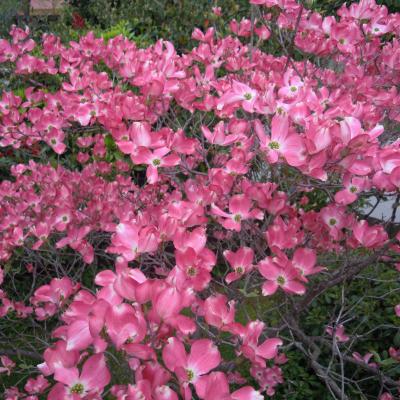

255,116,306,167
211,194,263,232
131,147,180,184
48,354,110,399
326,324,349,342
292,248,324,281
239,320,283,367
0,356,15,375
223,247,254,283
352,220,388,248
204,294,236,331
217,80,258,113
108,222,158,261
162,338,221,391
258,255,306,296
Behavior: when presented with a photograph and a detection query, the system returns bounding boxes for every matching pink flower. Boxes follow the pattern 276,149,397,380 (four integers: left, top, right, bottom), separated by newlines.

162,338,221,393
211,194,263,232
335,175,368,205
63,298,109,352
326,324,349,342
278,74,304,99
106,303,146,349
255,116,307,167
352,352,377,368
0,356,15,375
193,371,229,400
175,247,212,291
395,304,400,317
212,6,222,16
258,254,306,296
24,375,49,394
230,386,265,400
336,116,363,145
48,354,110,399
352,220,388,248
250,365,283,396
292,248,324,281
37,341,80,376
131,147,180,184
265,216,303,250
240,320,283,367
217,80,258,113
379,394,394,400
95,265,146,304
195,371,264,400
204,294,236,331
108,222,158,261
223,247,254,283
32,277,78,319
320,205,347,240
389,347,400,361
201,121,239,146
255,25,271,40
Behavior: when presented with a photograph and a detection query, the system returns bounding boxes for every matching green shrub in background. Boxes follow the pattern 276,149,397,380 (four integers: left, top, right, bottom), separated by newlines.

65,0,400,51
56,0,247,50
1,1,399,50
0,0,26,36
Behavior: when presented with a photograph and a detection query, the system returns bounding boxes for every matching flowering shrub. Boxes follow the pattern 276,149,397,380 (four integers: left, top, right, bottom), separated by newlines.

1,0,400,399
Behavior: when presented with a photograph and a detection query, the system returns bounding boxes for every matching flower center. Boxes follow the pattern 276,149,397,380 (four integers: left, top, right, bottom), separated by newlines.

236,266,244,274
186,369,195,382
243,92,252,100
349,186,357,193
233,214,242,222
160,232,167,241
277,276,286,286
125,334,137,344
290,86,297,92
329,218,337,226
269,141,280,150
70,383,85,394
152,159,161,166
187,266,197,277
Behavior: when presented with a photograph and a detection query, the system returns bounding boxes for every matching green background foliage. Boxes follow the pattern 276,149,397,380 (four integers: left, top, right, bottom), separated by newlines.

2,1,400,48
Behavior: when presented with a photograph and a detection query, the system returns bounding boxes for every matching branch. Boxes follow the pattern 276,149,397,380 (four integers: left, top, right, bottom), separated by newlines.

0,348,42,361
297,249,389,312
285,315,349,400
342,355,400,388
283,3,304,72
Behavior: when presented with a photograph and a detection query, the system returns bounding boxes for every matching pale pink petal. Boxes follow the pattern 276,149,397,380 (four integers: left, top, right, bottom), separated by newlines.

257,338,283,359
80,354,111,391
188,339,221,376
54,366,79,386
162,337,187,372
262,281,278,296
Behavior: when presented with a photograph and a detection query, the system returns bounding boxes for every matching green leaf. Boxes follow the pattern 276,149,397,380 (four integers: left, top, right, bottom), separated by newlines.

369,350,382,363
238,288,259,298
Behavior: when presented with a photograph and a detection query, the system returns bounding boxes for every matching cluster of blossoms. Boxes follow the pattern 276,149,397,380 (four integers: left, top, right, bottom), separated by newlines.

1,0,400,399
